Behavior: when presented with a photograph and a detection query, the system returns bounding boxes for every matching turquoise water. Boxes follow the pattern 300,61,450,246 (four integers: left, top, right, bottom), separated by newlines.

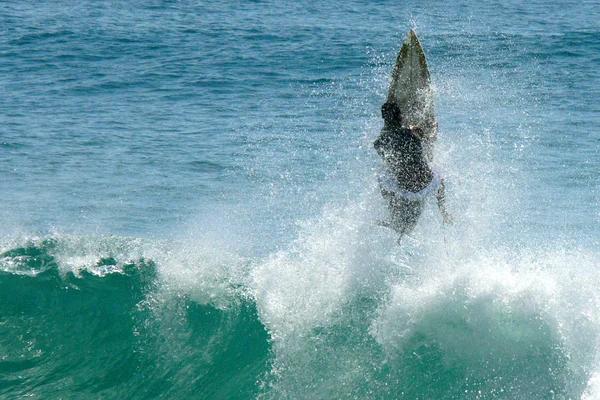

1,1,599,398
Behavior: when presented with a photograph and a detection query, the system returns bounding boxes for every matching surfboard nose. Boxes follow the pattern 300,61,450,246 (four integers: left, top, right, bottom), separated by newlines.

406,29,420,47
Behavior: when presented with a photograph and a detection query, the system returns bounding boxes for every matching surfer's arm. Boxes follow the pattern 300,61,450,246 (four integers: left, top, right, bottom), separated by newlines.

436,179,453,225
373,137,384,157
374,129,392,157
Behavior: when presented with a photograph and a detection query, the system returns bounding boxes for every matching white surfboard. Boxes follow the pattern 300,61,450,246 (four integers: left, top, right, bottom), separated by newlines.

387,30,436,157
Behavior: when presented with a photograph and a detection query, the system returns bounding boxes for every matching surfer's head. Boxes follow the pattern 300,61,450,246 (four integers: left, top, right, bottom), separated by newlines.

381,102,402,125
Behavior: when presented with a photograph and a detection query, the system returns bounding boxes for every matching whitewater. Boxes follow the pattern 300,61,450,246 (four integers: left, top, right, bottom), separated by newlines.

1,1,599,399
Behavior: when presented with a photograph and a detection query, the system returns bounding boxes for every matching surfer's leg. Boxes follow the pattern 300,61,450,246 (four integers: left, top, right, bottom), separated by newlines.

377,192,424,245
375,189,396,228
389,197,424,238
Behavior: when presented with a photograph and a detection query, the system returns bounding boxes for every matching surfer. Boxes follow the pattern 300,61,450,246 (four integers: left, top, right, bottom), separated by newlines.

375,101,452,241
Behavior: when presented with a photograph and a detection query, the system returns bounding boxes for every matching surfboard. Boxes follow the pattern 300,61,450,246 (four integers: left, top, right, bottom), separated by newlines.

387,30,436,156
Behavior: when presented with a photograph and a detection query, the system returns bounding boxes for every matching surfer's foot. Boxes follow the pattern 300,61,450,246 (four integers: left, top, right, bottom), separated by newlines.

376,219,393,229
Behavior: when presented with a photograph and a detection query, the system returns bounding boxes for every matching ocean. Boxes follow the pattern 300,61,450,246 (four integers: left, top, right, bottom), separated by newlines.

1,0,599,398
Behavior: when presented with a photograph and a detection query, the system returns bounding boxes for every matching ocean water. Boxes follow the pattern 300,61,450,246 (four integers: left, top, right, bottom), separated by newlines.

1,0,599,398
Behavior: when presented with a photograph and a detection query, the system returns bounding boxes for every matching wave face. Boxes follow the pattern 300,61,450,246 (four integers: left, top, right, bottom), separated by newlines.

0,237,271,399
4,230,600,399
247,199,600,399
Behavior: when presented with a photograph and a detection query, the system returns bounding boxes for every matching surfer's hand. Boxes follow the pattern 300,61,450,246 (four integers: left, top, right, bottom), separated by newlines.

410,126,424,140
441,210,454,225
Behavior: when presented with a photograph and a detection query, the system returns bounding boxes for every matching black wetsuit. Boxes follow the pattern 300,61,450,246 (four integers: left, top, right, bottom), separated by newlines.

374,124,434,237
374,125,433,192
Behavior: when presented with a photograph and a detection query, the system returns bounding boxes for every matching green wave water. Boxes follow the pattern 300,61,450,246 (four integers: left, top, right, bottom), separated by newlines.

0,237,270,399
2,233,599,399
